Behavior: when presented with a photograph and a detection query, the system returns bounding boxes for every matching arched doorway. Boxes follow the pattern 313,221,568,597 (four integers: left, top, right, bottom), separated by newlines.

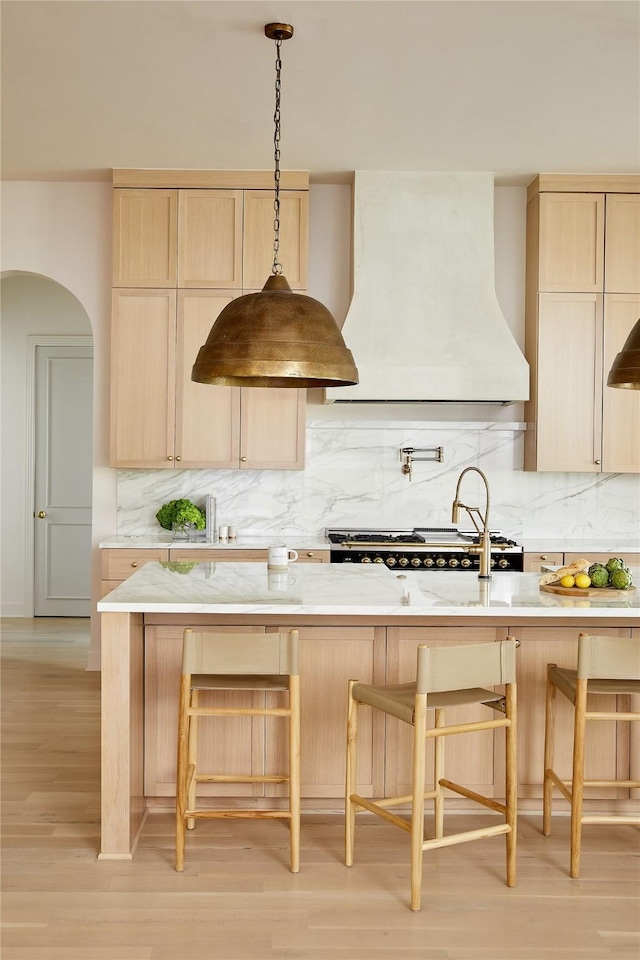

1,273,93,616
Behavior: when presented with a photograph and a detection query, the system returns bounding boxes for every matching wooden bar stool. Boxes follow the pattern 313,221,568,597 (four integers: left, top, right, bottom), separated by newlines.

543,632,640,878
346,637,518,911
175,628,300,873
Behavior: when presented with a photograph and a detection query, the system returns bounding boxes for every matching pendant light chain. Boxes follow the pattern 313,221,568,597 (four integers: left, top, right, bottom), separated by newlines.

272,36,283,276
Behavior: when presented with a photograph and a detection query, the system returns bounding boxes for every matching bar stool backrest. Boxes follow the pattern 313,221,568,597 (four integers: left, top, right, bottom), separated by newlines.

416,639,517,695
577,633,640,681
182,629,299,677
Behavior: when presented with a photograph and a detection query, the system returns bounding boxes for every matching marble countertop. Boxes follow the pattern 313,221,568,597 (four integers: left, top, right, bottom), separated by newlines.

99,535,330,551
100,535,640,554
97,561,640,618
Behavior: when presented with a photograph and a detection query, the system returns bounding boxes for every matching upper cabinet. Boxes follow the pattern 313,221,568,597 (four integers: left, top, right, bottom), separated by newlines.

110,170,309,470
524,175,640,474
113,189,178,287
112,183,309,291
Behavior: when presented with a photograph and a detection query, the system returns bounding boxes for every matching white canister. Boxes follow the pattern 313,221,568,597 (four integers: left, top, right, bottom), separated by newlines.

267,544,299,571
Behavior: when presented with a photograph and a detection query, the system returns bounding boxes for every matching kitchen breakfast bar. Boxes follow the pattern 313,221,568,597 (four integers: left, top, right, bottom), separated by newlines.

97,561,639,859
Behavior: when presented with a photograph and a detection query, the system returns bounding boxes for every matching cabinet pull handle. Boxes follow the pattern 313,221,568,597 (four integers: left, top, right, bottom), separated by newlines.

167,455,174,461
540,554,548,560
307,552,314,558
175,456,182,462
131,561,139,568
594,459,601,465
241,456,247,462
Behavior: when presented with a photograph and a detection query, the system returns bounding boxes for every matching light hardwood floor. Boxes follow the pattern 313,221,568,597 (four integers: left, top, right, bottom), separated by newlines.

1,618,639,960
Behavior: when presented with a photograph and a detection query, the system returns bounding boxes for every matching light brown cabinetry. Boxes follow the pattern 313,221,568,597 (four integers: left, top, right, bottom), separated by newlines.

524,551,638,573
169,549,330,563
525,175,640,473
110,172,309,470
523,552,564,573
141,619,637,805
144,624,382,799
511,626,634,800
100,548,169,598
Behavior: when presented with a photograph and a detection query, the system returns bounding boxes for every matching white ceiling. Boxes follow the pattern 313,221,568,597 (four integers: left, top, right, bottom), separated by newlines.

1,0,639,185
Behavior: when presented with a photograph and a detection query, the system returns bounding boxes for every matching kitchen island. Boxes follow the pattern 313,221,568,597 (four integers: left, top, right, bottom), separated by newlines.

97,562,639,858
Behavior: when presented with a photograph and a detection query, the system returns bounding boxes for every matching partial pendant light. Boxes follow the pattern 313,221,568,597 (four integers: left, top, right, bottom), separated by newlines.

192,23,358,389
607,318,640,390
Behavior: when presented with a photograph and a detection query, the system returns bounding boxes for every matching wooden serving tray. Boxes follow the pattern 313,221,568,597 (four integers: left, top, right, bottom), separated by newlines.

540,583,636,598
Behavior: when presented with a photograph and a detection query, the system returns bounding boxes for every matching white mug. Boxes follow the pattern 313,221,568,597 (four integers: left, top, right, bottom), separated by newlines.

267,572,297,591
267,544,299,570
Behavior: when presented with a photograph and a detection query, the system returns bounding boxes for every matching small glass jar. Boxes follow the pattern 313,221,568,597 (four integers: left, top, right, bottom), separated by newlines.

171,521,194,541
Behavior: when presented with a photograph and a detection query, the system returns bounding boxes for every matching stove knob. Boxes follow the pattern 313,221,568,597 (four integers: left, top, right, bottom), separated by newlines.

361,556,372,563
460,557,472,568
373,557,385,564
386,557,397,567
423,558,434,567
411,558,422,567
399,557,409,567
498,558,509,569
436,558,446,567
448,558,459,567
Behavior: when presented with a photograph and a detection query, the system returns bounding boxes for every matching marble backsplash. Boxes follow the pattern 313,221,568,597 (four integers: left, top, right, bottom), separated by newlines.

116,420,640,542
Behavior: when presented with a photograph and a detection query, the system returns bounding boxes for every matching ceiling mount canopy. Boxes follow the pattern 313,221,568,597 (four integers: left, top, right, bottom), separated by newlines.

607,318,640,390
191,22,358,390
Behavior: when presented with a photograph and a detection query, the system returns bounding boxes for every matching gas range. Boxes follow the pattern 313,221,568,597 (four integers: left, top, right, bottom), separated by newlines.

325,527,524,572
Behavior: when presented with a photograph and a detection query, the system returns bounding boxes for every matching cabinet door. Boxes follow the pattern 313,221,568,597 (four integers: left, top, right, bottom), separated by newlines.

602,294,640,472
110,290,176,467
144,625,268,797
177,190,243,288
243,190,308,290
511,627,629,799
534,293,603,472
538,193,604,292
175,291,241,467
605,195,640,293
266,626,384,798
523,552,564,573
113,189,177,287
239,388,306,469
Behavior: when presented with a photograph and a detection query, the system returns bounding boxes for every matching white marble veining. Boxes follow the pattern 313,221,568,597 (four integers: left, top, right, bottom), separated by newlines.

98,562,640,618
115,419,640,544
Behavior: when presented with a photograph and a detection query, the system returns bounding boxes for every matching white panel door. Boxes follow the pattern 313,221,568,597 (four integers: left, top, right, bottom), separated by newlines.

34,345,93,616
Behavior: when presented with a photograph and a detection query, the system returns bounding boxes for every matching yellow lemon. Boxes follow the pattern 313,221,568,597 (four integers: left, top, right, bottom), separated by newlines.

560,574,575,588
574,573,591,589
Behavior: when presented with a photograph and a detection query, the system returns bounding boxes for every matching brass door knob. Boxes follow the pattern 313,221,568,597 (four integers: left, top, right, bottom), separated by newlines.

37,511,46,519
131,562,139,568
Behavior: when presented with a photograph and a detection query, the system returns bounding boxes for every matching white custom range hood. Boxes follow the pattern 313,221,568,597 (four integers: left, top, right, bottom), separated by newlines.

325,172,529,403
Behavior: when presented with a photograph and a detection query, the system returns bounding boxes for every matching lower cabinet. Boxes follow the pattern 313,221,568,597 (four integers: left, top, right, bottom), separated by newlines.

512,626,634,801
100,548,169,597
142,620,637,805
144,624,384,798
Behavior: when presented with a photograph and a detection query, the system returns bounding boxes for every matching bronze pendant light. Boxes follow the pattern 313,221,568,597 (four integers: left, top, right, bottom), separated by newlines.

607,318,640,389
192,23,358,389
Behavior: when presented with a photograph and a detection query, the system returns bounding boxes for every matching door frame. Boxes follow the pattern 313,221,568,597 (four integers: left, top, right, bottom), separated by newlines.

25,335,94,616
